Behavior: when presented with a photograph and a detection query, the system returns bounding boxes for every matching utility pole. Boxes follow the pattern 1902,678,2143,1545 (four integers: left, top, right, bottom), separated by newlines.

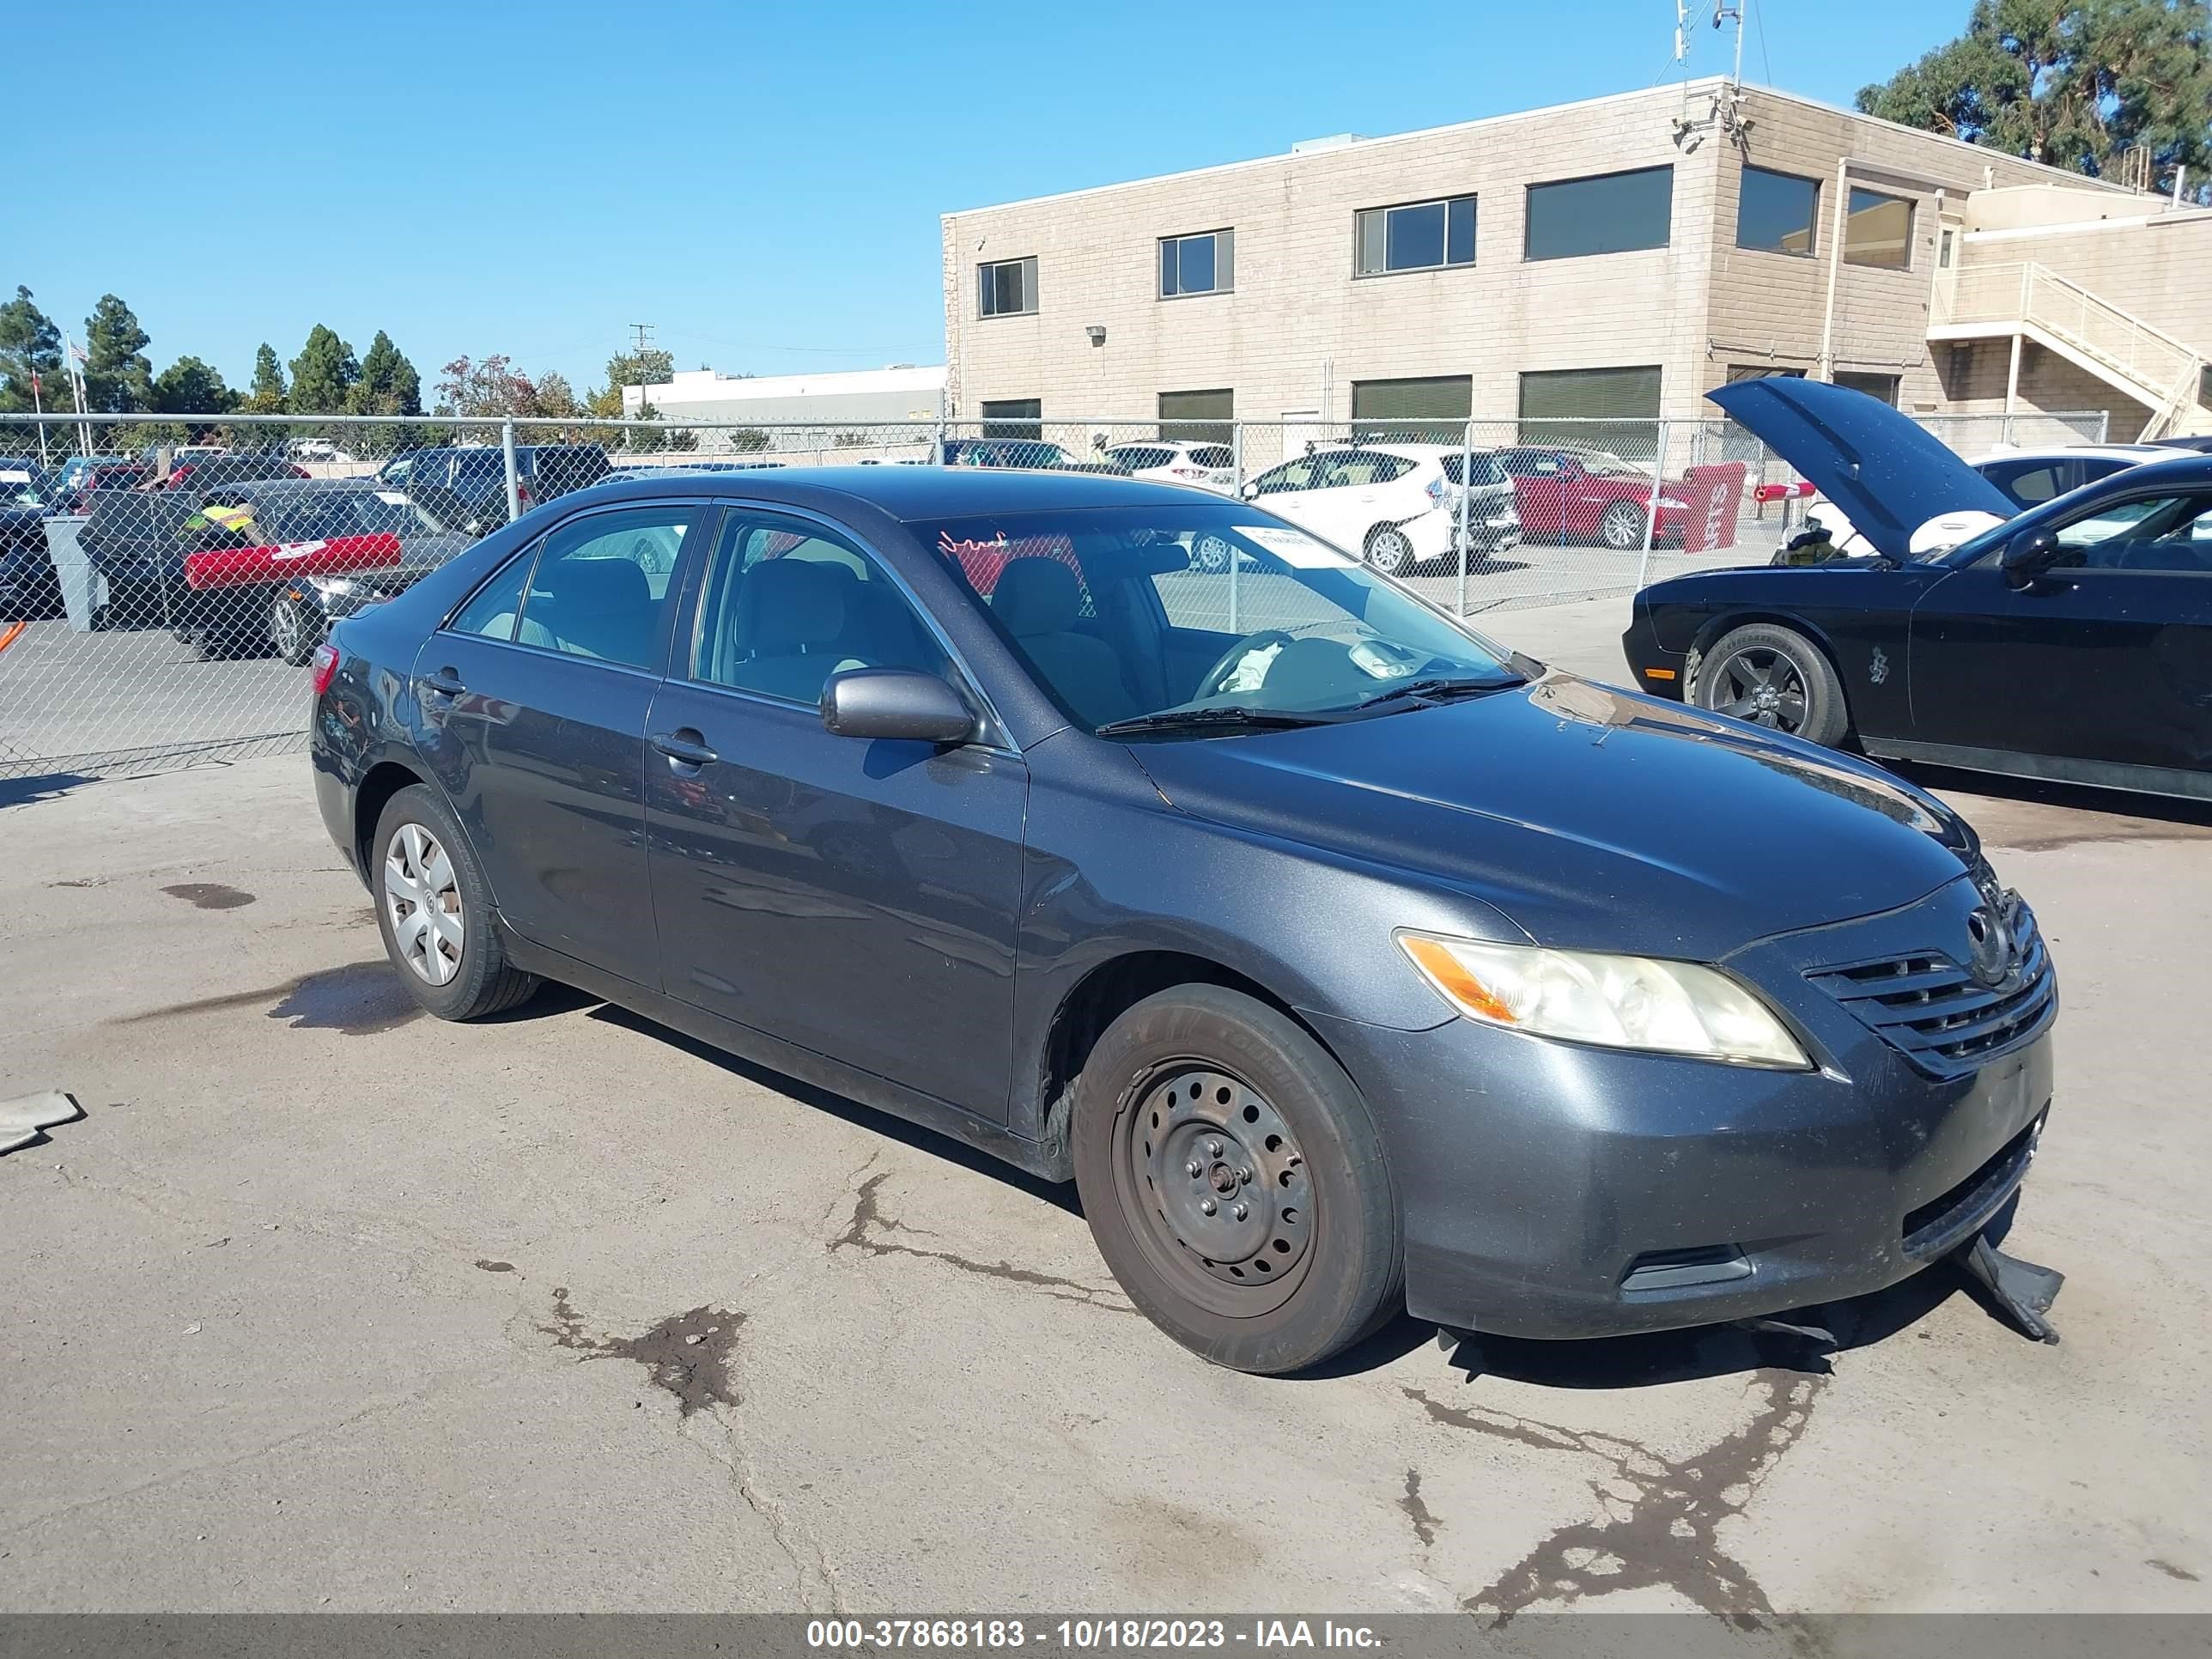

625,324,656,418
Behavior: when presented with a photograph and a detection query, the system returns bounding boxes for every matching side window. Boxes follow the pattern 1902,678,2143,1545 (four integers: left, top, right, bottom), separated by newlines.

691,514,951,707
519,506,690,667
2051,493,2212,572
447,545,538,641
1985,461,2066,507
1252,459,1316,495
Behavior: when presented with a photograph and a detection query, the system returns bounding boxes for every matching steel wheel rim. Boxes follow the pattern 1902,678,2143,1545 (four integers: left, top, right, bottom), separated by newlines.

1367,531,1411,574
270,599,301,658
383,822,464,985
1601,503,1642,550
1115,1062,1315,1317
1711,647,1808,732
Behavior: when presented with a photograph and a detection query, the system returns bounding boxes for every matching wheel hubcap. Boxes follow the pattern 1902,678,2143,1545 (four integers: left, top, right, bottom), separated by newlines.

271,600,300,653
1711,647,1808,732
1603,506,1640,549
1122,1066,1313,1310
1369,533,1408,573
383,822,464,985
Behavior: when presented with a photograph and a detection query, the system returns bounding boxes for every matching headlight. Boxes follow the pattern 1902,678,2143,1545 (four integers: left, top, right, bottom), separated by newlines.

1395,931,1810,1068
307,575,360,598
1656,496,1690,511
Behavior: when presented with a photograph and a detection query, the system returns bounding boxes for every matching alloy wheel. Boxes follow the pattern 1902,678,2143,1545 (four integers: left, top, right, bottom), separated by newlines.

384,822,465,985
1365,529,1413,575
270,598,304,661
1117,1063,1315,1316
1711,646,1808,732
1600,501,1644,550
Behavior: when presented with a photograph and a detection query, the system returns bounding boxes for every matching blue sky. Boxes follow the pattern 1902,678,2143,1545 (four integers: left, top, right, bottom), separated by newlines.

13,0,1962,398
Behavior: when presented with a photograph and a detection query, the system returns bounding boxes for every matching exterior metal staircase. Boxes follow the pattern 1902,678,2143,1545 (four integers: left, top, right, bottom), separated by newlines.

1930,261,2209,441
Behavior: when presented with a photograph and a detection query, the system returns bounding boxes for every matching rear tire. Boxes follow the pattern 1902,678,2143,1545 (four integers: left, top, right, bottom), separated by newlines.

270,595,319,666
1072,985,1401,1374
1689,623,1850,747
371,784,541,1021
1364,526,1415,577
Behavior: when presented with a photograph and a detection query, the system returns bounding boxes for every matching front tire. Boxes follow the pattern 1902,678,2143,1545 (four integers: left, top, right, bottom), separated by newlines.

1690,623,1850,746
270,595,320,666
371,784,541,1020
1072,986,1401,1374
1598,500,1646,551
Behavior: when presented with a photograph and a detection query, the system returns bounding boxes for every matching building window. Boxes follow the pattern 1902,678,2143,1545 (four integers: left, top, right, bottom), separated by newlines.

1939,228,1957,270
1725,364,1808,382
1525,167,1673,261
1351,375,1471,444
1833,371,1900,405
1158,389,1232,444
978,257,1038,318
1355,197,1476,276
1736,167,1819,256
1844,188,1913,270
1518,367,1662,459
1160,231,1233,298
980,398,1042,439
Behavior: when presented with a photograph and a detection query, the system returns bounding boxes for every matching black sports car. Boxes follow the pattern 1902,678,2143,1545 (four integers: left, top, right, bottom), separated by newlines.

1623,378,2212,802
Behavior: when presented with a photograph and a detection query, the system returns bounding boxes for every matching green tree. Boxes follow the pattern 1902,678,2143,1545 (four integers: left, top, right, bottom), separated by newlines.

604,345,675,393
289,325,361,414
0,287,64,415
243,343,289,413
82,294,155,413
532,370,582,421
151,356,234,415
1856,0,2212,187
349,330,422,416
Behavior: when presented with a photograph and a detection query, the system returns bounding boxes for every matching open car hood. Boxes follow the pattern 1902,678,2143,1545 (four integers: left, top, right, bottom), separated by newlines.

1708,379,2014,562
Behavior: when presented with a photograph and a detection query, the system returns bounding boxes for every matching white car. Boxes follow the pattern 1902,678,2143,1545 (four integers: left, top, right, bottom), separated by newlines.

1803,443,2172,556
1239,442,1520,576
1102,440,1237,492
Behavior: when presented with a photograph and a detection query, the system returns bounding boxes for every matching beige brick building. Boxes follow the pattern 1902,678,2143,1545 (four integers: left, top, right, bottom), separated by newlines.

939,79,2212,449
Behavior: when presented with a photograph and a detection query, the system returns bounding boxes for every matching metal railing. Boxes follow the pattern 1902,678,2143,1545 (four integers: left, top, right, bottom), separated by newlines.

1936,261,2205,415
0,405,2112,782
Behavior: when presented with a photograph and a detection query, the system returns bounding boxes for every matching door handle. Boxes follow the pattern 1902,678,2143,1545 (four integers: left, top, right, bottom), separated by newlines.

422,667,465,697
652,729,720,769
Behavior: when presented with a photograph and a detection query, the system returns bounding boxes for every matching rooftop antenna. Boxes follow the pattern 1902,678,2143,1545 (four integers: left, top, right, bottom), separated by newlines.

1677,0,1753,149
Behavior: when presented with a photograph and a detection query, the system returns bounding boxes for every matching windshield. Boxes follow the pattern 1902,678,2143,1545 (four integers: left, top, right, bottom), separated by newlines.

1,468,44,508
917,504,1519,738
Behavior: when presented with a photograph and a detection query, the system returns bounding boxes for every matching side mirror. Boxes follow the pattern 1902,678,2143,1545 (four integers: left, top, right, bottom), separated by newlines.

2000,526,2063,586
1238,480,1259,500
821,668,978,745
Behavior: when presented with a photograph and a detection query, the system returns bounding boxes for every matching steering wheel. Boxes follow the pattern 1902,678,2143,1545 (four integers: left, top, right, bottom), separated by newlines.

1195,629,1300,700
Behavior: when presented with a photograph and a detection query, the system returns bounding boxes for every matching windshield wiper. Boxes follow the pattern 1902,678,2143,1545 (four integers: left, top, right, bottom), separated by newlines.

1346,674,1525,712
1094,705,1343,738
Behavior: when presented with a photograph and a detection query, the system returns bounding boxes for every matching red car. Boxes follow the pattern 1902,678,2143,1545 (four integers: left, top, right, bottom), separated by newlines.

1496,445,1695,550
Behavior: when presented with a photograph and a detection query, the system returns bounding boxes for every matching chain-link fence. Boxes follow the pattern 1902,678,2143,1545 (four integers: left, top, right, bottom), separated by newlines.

0,404,2112,781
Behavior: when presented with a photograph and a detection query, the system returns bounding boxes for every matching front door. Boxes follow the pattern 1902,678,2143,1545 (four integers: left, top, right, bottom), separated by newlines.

415,501,702,988
644,508,1027,1119
1907,486,2212,781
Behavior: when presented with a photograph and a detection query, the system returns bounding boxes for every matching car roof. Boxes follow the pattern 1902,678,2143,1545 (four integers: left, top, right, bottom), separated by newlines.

549,464,1218,520
1972,442,2174,463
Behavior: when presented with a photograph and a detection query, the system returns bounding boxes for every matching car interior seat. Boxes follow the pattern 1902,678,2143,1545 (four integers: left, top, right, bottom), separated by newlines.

991,556,1139,726
726,558,864,703
532,556,656,664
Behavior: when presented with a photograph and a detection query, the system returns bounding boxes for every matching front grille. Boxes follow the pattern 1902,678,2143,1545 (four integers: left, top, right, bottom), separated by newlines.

1807,902,2056,1078
1899,1118,2040,1258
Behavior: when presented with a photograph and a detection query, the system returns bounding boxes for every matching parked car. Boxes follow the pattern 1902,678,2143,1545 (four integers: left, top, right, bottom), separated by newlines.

289,438,361,465
0,461,60,618
1802,442,2173,556
1103,441,1237,492
51,456,149,509
375,444,612,533
182,479,475,663
2149,435,2212,454
137,449,312,493
1624,376,2212,800
1240,442,1517,575
939,438,1127,475
310,465,2056,1373
1494,445,1698,550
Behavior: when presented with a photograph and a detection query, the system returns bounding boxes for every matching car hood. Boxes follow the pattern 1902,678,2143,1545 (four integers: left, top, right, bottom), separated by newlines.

1129,672,1978,960
1707,378,2014,562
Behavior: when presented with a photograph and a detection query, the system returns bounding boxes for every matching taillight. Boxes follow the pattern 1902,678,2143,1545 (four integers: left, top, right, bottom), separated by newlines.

1171,466,1206,479
309,642,340,696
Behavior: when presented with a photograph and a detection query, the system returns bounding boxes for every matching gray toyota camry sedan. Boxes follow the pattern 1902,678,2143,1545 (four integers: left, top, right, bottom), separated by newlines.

309,467,2057,1374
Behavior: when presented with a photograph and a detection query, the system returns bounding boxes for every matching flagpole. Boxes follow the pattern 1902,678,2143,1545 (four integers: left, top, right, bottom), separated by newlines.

66,337,91,457
28,368,51,468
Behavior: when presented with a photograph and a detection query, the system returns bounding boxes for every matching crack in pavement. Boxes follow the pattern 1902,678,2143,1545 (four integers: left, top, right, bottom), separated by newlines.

538,1288,744,1417
533,1288,840,1613
1404,1371,1826,1627
829,1170,1134,1316
1400,1468,1441,1549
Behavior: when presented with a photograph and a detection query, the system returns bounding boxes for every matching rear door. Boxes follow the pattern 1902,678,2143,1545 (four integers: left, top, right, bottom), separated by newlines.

642,507,1027,1117
1907,485,2212,780
415,499,705,988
